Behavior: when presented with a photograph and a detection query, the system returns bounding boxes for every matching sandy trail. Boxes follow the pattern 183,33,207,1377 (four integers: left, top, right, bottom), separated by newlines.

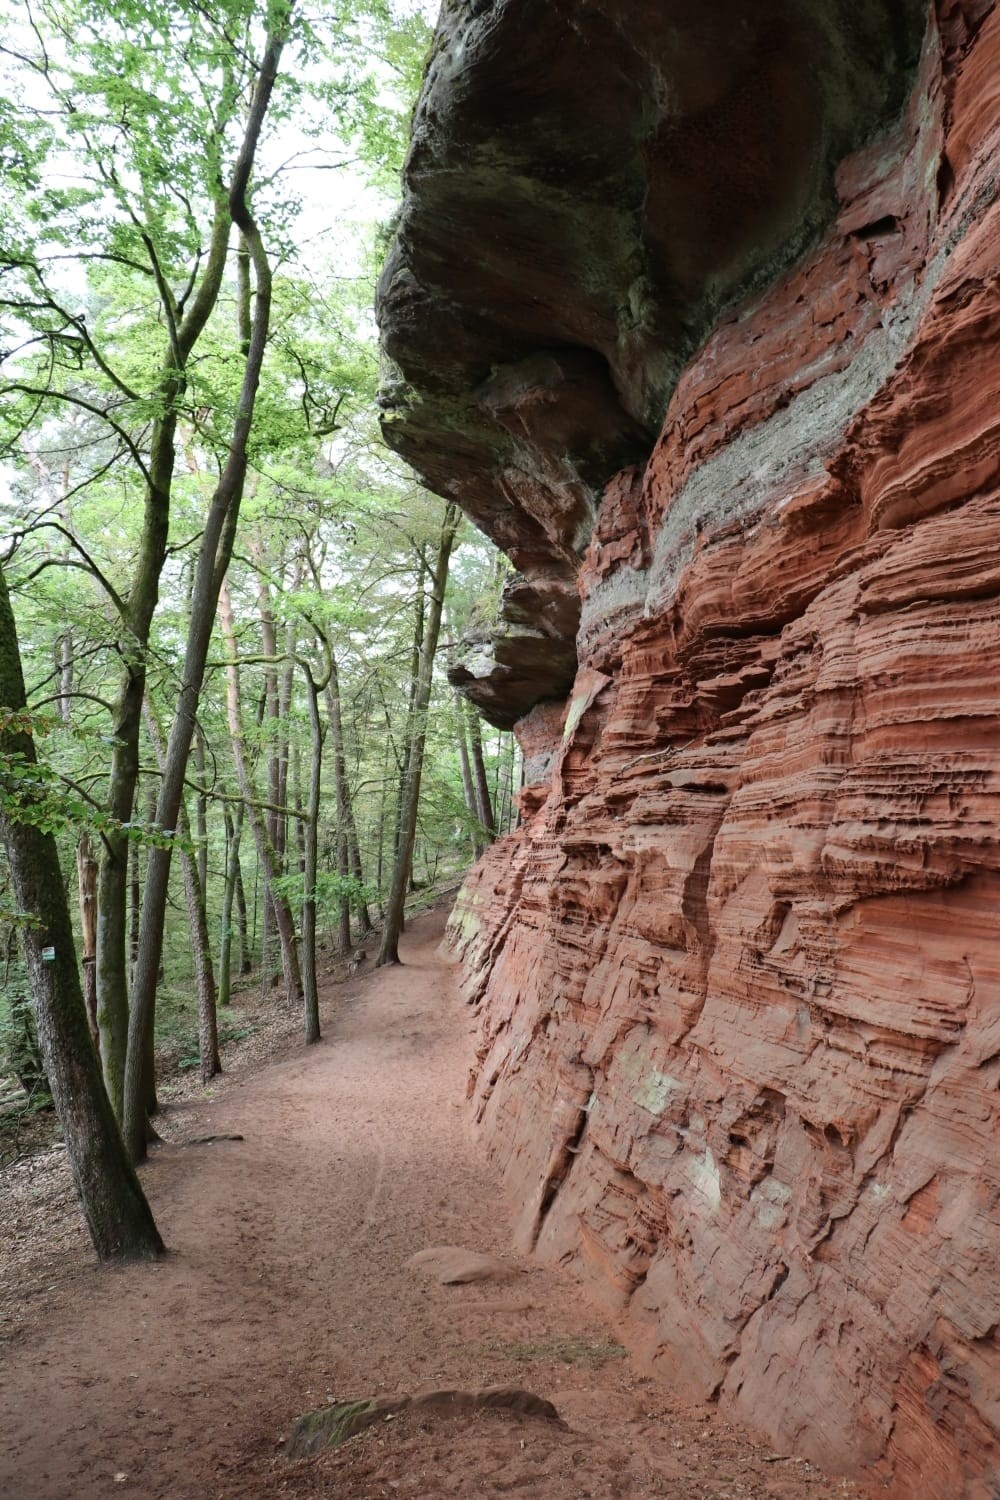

0,905,866,1498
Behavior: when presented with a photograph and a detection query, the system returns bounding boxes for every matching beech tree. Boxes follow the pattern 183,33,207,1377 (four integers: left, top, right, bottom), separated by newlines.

0,565,163,1259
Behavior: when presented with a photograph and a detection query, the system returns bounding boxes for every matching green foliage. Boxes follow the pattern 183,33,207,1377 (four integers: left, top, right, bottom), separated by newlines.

270,869,373,922
0,955,50,1101
0,737,188,850
0,0,524,1073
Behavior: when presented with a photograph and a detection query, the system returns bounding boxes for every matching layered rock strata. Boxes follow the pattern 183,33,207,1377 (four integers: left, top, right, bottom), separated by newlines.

378,0,928,719
383,1,1000,1494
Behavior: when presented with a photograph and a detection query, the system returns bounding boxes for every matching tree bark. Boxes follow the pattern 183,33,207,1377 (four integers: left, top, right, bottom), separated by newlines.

234,836,251,974
300,666,327,1044
218,582,304,1009
182,799,222,1084
253,552,284,899
454,693,484,857
75,832,99,1052
468,708,496,842
144,706,221,1084
0,567,163,1260
377,502,460,966
219,801,245,1009
393,550,426,886
128,809,142,983
325,652,370,946
193,726,209,900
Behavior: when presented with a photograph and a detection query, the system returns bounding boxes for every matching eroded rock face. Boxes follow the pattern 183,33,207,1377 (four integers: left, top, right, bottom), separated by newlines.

436,4,999,1494
377,0,927,722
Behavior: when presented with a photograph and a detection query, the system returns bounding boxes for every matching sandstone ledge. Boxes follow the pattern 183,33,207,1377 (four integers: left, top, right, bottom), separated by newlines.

377,0,927,723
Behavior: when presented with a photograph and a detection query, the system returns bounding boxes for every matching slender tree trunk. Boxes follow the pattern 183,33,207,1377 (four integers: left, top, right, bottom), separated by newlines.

128,815,141,984
260,887,275,995
301,668,327,1044
193,726,209,901
377,502,460,966
276,612,297,873
468,709,496,841
143,707,221,1084
218,583,304,1010
325,652,370,947
219,801,244,1009
254,558,283,899
290,733,305,871
235,842,251,974
375,742,390,916
347,822,370,935
142,1004,159,1122
0,568,163,1259
454,692,483,857
183,805,222,1084
75,832,100,1052
56,630,73,721
346,691,373,936
393,551,426,885
335,828,352,953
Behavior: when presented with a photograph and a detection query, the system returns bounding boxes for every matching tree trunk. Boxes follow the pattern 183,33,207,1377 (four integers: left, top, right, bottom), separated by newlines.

393,551,426,887
218,582,304,1009
290,732,305,872
193,726,209,901
260,886,275,996
325,652,370,947
454,692,484,857
346,691,374,936
254,556,284,904
128,811,142,983
143,706,221,1084
301,669,326,1044
183,802,222,1084
75,832,100,1052
0,567,163,1260
234,839,251,974
276,611,297,873
468,709,496,842
56,630,73,722
219,801,245,1010
377,502,460,966
375,740,390,916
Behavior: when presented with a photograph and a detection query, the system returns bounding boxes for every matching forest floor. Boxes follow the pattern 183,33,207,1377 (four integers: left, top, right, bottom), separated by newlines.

0,901,875,1500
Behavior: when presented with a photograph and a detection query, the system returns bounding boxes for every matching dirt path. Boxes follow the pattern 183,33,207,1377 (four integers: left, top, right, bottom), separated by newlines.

0,905,868,1499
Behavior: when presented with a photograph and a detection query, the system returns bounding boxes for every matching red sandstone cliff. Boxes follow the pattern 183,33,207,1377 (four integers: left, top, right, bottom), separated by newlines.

382,2,1000,1492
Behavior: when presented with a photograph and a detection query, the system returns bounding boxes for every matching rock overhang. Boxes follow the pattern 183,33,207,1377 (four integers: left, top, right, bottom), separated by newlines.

376,0,928,725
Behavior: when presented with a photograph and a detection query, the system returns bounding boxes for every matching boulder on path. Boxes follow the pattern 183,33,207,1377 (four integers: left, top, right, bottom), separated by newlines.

405,1245,519,1285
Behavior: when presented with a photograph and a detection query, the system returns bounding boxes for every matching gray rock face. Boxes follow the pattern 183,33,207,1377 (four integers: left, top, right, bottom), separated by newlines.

376,0,926,725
